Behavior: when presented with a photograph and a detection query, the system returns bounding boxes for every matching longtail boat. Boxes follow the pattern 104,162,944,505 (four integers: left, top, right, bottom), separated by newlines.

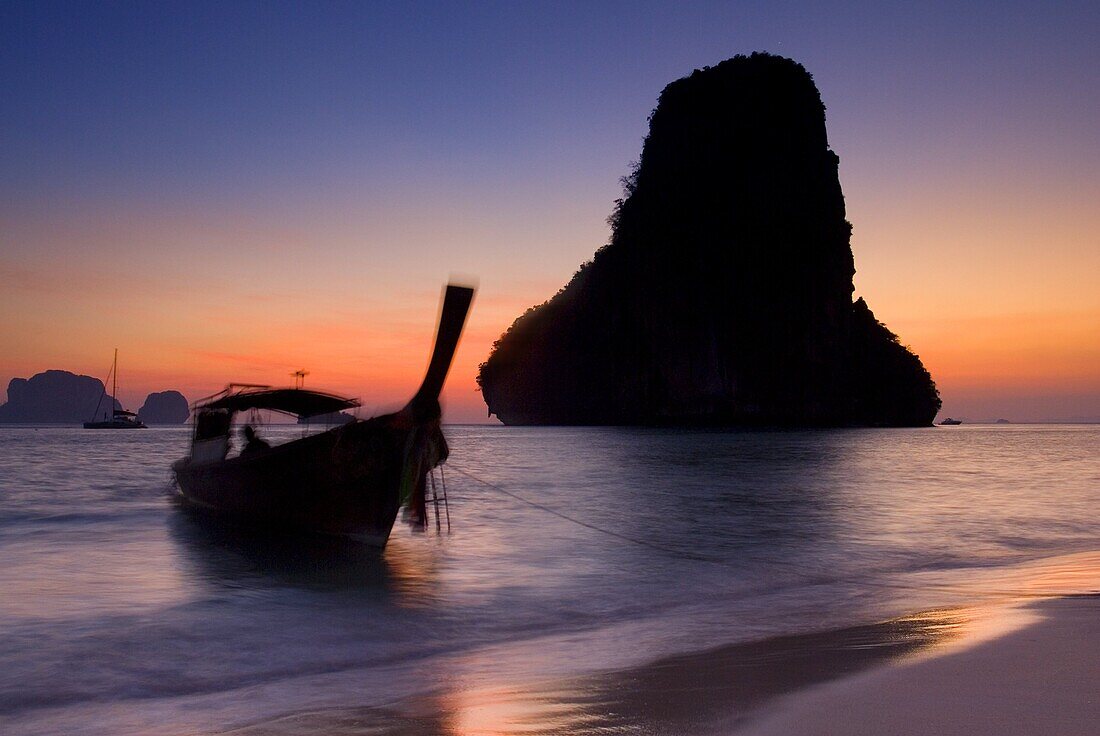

171,284,474,546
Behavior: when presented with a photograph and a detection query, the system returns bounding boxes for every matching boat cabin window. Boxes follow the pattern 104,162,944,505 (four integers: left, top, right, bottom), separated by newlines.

191,409,231,462
195,409,231,440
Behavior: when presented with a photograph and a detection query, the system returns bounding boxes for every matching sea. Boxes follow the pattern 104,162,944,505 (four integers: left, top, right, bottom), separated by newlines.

1,424,1099,735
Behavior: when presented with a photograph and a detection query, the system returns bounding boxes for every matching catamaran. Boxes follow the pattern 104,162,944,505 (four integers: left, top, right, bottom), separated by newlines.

84,349,147,429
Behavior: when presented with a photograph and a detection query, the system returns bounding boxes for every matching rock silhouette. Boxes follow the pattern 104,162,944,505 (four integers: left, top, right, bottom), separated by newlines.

137,390,190,424
0,370,121,423
478,53,940,426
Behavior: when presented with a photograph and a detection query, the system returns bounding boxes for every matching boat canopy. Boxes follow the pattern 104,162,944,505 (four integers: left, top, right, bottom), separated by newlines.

198,387,360,418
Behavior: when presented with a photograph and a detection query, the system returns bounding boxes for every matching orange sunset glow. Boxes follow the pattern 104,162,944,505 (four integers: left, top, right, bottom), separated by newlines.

2,4,1097,424
4,169,1097,423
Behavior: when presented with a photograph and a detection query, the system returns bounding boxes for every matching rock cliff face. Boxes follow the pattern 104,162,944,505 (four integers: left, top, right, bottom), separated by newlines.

137,391,190,424
478,53,940,426
0,370,121,423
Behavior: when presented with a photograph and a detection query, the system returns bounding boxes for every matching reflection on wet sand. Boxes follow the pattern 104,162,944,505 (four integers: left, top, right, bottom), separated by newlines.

220,706,451,736
224,607,969,736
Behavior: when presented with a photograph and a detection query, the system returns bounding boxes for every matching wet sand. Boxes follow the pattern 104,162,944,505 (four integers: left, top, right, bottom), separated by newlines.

224,607,973,734
220,552,1100,735
223,595,1100,735
740,595,1100,736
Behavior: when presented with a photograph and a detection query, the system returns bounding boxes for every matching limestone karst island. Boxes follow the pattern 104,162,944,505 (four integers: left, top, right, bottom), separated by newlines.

0,370,189,424
478,53,940,426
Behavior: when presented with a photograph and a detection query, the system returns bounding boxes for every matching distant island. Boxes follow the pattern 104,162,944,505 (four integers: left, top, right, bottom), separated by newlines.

0,370,189,424
137,390,190,425
478,53,940,426
0,370,121,423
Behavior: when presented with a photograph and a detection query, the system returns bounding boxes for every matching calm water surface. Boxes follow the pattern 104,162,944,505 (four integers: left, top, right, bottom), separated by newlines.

1,424,1098,734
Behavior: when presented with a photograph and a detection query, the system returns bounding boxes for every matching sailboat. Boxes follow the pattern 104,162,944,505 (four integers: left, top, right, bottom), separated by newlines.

171,283,474,545
84,349,147,429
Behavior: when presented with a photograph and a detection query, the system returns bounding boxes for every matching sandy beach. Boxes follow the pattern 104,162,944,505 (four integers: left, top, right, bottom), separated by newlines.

220,592,1099,735
741,595,1100,736
211,550,1100,735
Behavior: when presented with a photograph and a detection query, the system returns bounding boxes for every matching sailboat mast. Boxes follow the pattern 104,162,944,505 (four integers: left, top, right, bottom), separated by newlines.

112,348,118,412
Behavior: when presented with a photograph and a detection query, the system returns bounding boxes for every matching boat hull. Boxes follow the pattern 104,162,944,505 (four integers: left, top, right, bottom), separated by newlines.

173,416,439,545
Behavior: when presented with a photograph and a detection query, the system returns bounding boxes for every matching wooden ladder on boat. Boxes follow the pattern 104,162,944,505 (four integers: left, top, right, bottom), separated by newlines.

428,466,451,532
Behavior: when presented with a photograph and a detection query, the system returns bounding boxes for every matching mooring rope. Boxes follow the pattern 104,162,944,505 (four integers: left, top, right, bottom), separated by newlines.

444,462,1098,600
446,464,720,563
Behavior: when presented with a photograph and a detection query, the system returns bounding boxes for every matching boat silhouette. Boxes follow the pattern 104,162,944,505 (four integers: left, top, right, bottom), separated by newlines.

84,349,147,429
172,284,474,546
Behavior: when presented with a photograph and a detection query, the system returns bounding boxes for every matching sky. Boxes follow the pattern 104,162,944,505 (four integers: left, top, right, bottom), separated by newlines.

1,1,1097,422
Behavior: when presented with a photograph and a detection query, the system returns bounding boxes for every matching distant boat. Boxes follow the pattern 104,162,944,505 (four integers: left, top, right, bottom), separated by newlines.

171,283,474,546
939,417,962,425
84,349,147,429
